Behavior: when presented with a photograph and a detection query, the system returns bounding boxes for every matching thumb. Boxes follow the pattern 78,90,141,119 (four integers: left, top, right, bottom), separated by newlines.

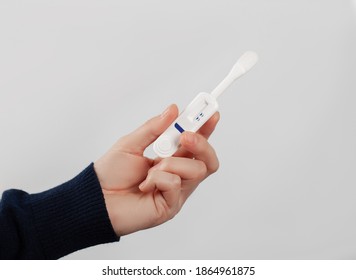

118,104,178,155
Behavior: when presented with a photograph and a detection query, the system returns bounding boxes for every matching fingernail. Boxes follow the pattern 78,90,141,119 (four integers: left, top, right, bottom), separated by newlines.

138,181,145,191
160,105,171,118
184,132,196,145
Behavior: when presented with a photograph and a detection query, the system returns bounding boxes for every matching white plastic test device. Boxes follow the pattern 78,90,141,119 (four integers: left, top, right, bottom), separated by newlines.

153,51,259,158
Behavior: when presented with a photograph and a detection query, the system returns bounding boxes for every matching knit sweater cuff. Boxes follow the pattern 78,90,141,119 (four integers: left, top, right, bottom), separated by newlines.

30,163,119,259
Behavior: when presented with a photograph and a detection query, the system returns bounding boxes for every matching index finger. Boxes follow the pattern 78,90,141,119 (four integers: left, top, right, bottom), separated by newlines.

180,132,219,174
173,111,220,158
197,111,220,139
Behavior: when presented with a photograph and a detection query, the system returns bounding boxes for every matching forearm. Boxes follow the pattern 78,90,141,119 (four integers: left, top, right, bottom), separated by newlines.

0,163,119,259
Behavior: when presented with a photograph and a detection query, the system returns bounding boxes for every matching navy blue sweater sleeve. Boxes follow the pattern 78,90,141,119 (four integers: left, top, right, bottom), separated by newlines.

0,163,119,259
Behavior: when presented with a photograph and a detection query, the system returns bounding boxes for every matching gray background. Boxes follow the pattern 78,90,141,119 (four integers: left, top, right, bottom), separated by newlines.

0,0,355,259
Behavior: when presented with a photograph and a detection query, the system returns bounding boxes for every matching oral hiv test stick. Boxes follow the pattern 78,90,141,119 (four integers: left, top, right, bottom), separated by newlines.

153,51,258,158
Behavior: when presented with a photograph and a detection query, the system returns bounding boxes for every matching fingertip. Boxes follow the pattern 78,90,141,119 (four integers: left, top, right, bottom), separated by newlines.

154,103,178,134
138,181,146,191
160,104,178,120
180,131,197,147
206,111,220,130
154,104,179,135
212,111,221,124
194,111,220,140
182,133,219,174
123,104,179,154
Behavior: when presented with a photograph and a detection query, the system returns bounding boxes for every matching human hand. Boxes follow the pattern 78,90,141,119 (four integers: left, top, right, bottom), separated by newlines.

94,104,220,236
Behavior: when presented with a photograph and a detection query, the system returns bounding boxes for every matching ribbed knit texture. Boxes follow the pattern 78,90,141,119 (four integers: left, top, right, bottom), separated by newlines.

0,163,119,259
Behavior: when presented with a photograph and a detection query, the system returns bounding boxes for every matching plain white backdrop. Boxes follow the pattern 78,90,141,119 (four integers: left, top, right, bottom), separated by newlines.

1,0,356,259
